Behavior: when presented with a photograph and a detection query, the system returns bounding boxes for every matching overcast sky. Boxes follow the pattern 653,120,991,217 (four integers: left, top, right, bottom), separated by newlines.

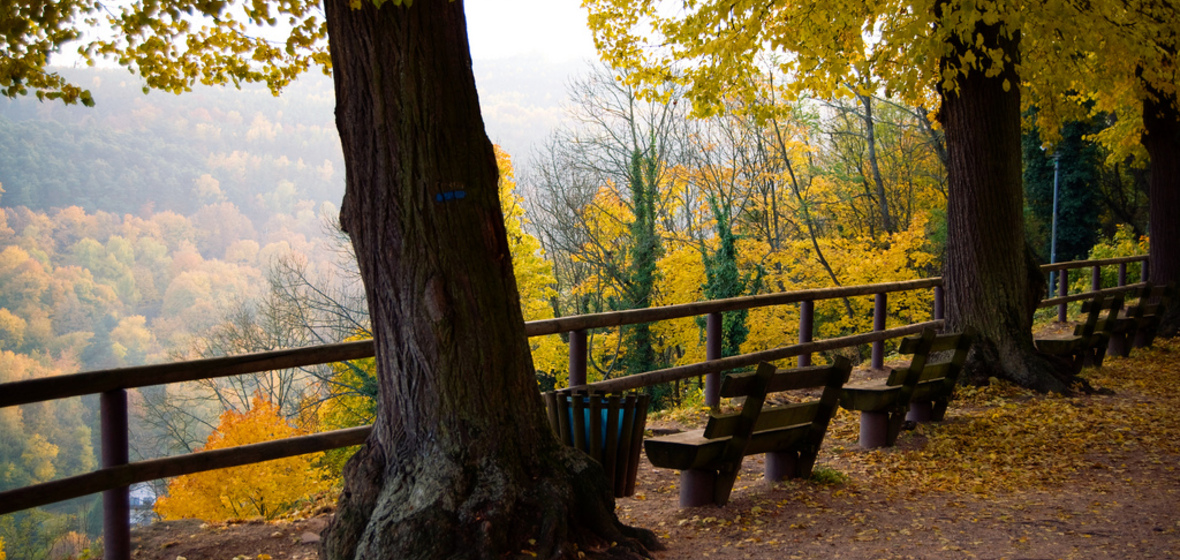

464,0,598,62
462,0,602,160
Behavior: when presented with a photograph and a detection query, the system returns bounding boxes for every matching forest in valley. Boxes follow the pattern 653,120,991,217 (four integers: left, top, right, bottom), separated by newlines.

0,63,1151,559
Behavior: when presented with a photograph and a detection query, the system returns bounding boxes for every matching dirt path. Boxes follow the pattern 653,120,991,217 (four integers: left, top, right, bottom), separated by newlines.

617,449,1179,559
130,340,1180,559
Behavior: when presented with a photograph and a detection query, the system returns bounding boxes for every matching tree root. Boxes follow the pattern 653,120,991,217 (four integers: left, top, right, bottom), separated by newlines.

961,336,1117,396
321,439,659,560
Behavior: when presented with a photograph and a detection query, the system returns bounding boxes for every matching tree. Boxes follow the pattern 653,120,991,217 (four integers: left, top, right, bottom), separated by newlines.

4,0,657,557
320,5,654,556
527,65,686,383
622,149,663,376
582,0,1145,392
1021,0,1179,334
699,199,750,358
154,396,329,521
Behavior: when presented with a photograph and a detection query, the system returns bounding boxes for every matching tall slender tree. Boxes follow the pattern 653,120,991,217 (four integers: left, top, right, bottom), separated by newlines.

621,148,663,376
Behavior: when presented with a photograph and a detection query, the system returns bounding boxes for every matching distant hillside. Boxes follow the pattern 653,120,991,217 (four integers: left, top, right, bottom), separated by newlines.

0,59,584,221
473,56,592,159
0,69,344,224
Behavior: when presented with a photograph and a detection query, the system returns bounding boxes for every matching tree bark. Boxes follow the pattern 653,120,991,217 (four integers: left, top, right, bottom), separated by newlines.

318,2,657,558
1142,85,1180,336
858,93,894,235
938,10,1069,392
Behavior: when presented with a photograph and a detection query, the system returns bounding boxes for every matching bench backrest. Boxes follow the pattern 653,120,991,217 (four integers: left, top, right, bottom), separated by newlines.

1075,293,1124,337
1121,284,1153,322
885,327,975,389
1138,282,1176,317
704,357,853,441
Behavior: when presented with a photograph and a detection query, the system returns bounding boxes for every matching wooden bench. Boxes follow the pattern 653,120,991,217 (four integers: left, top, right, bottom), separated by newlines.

1035,293,1123,372
1126,282,1175,351
1108,284,1155,357
643,358,851,507
840,327,974,449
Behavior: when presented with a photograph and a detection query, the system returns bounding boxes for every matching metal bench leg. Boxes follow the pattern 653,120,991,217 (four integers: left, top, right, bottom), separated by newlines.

906,401,933,422
859,411,889,449
679,469,717,508
765,451,797,482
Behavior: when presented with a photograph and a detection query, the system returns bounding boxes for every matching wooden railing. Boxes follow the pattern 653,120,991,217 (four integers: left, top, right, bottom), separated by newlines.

0,254,1149,560
1039,255,1149,320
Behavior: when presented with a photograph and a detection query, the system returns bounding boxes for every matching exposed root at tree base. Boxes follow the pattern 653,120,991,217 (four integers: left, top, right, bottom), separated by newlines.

321,440,660,560
963,335,1080,394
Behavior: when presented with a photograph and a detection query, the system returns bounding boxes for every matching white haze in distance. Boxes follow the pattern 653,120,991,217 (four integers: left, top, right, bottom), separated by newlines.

55,0,601,166
465,0,598,62
465,0,600,163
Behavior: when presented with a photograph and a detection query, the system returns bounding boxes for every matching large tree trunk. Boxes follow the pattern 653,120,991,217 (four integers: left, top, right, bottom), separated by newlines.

938,10,1070,392
318,2,657,558
1142,85,1180,337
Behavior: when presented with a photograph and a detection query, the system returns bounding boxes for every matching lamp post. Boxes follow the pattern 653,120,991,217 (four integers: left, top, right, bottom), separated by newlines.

1049,153,1060,296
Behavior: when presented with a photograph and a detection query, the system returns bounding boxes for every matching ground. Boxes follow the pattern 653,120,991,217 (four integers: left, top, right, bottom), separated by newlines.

128,336,1180,560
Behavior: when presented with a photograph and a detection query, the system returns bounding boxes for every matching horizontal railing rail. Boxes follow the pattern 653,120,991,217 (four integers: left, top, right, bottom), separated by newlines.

1039,254,1147,272
0,340,376,409
523,278,941,336
0,426,371,516
1039,282,1148,308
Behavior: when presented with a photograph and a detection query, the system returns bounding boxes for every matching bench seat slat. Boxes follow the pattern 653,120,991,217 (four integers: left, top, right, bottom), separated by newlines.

1034,336,1084,354
885,362,953,386
840,384,901,411
645,423,812,471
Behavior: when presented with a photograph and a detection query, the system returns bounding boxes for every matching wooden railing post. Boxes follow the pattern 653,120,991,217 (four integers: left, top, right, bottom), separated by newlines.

1143,259,1150,283
1118,263,1127,287
933,286,945,321
101,389,130,560
568,330,587,387
1092,265,1101,292
798,300,814,367
872,293,886,370
705,312,722,408
1058,269,1069,322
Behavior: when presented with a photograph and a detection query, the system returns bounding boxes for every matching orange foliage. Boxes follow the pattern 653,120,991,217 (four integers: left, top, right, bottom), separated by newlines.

154,396,328,521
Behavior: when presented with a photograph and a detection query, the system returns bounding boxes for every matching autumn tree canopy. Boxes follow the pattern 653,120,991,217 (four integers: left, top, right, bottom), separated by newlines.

154,396,329,521
584,0,1178,389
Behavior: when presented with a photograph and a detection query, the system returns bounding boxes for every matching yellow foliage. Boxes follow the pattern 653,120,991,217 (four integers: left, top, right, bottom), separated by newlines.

733,217,936,359
571,183,635,303
495,146,567,382
154,396,328,521
651,244,707,367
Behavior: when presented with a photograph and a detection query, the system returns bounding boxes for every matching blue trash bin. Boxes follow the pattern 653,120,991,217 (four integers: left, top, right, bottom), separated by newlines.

543,390,650,497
